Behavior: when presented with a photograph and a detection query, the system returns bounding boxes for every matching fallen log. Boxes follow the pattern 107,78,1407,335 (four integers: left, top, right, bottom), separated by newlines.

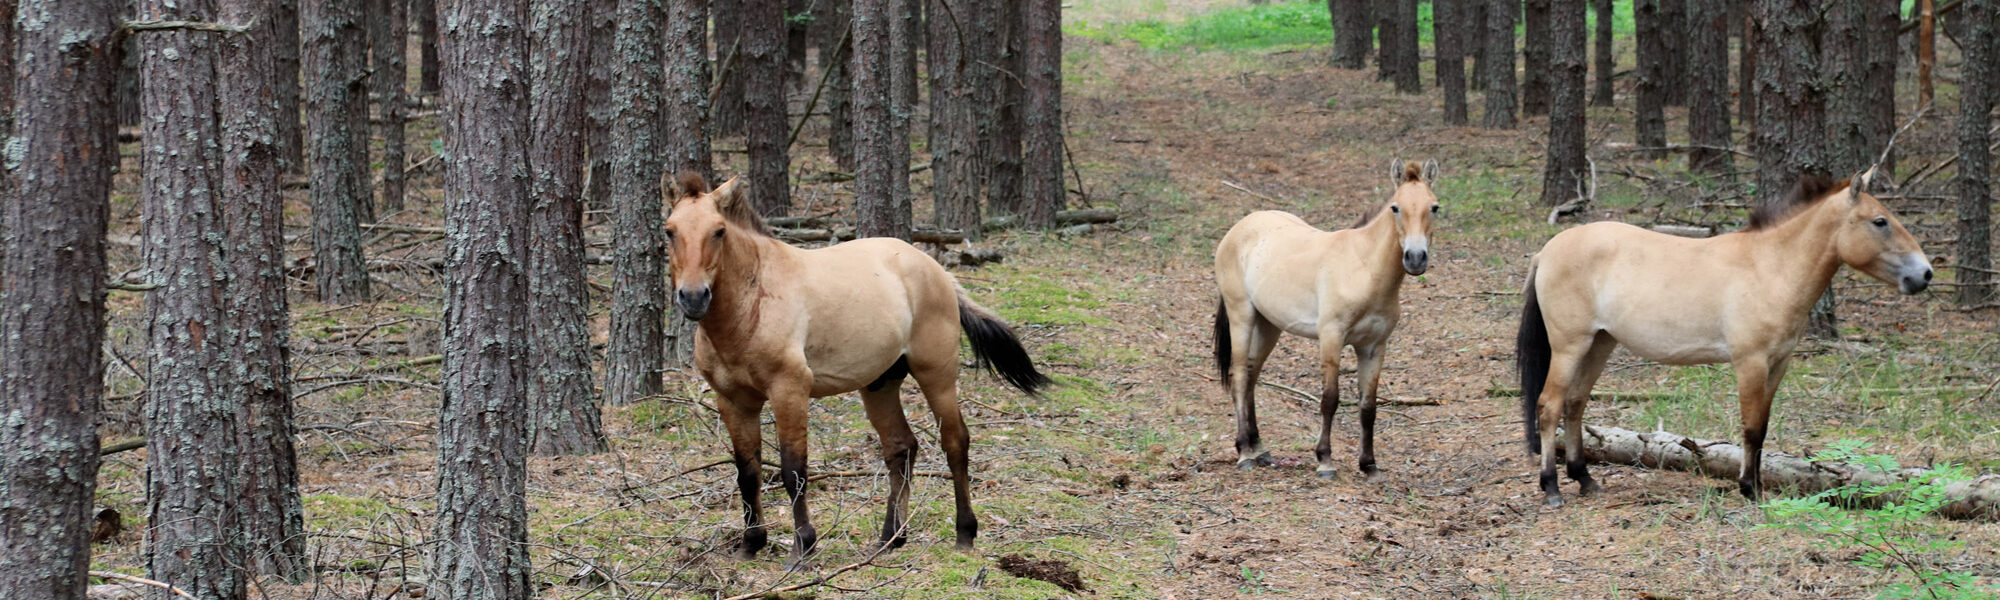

1560,425,2000,521
981,208,1120,232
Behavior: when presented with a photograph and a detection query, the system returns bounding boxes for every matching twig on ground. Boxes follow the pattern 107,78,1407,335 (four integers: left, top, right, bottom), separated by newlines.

90,571,197,599
1220,180,1288,207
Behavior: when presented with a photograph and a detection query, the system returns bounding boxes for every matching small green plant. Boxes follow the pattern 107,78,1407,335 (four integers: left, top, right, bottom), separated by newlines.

1758,440,1995,600
1237,567,1286,595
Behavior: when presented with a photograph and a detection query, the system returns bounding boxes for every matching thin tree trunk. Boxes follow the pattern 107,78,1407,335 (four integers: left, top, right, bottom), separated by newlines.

1739,7,1757,150
1021,0,1063,229
787,0,809,93
432,0,536,596
1920,0,1935,106
306,0,373,303
276,0,305,174
715,0,746,136
1332,0,1371,69
1523,0,1551,114
1635,0,1667,156
1439,0,1468,125
1687,0,1733,173
0,2,118,599
372,0,409,214
667,0,714,181
898,0,920,109
1825,0,1867,174
1543,0,1588,207
1590,0,1613,106
854,0,898,237
1752,0,1835,338
1658,0,1687,106
529,0,610,456
931,0,982,232
222,0,307,580
418,0,440,95
1862,0,1899,176
1375,0,1395,79
987,0,1024,216
747,0,793,216
0,0,13,280
584,0,616,210
822,0,856,170
605,0,669,405
1468,0,1487,90
1957,0,1995,306
1483,0,1518,128
1392,0,1421,93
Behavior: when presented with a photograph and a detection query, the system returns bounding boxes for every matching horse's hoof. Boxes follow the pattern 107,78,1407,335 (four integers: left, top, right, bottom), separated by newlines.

735,548,758,561
1578,479,1603,497
1256,453,1276,466
1363,469,1386,484
784,552,816,572
1315,467,1339,480
955,540,976,552
1237,459,1259,471
1543,494,1564,509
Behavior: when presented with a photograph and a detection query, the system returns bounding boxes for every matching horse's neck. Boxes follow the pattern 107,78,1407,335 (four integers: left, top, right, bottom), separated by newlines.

1747,200,1846,317
1350,213,1407,291
700,235,783,343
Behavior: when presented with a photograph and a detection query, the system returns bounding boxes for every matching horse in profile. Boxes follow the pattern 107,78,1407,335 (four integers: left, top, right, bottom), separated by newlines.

663,172,1051,566
1517,169,1932,507
1213,159,1441,479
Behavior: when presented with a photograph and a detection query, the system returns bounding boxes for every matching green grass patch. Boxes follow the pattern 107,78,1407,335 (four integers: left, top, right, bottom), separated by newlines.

971,264,1106,327
1070,0,1330,51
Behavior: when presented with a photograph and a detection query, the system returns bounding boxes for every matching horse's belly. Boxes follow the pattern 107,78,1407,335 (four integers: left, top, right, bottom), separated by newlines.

1613,331,1730,365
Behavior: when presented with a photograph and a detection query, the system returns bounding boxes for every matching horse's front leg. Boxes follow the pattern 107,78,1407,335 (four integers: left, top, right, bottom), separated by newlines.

1354,342,1387,481
716,392,769,559
1312,329,1347,479
1731,355,1785,500
770,384,818,568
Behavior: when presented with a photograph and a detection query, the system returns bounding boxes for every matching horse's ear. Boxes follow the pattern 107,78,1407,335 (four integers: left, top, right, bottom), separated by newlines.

1389,159,1405,185
1851,166,1877,202
664,170,709,201
1421,159,1439,184
712,176,747,211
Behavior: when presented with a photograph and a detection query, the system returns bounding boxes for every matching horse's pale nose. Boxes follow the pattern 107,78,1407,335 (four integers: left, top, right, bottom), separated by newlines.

677,287,713,320
1900,270,1931,295
1403,249,1430,275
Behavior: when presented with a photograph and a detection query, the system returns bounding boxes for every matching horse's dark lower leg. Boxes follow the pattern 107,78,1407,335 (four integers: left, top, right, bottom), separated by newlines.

1563,393,1599,496
1740,425,1766,500
1734,359,1778,501
1354,345,1385,480
1313,387,1339,478
860,382,915,549
941,418,977,549
1357,394,1379,478
878,442,915,547
773,398,816,566
718,398,768,559
1536,385,1568,507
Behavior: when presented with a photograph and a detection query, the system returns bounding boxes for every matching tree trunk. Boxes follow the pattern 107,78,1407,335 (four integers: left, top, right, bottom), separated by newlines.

1862,0,1899,176
715,0,746,136
276,0,304,173
1561,425,2000,521
1392,0,1421,93
986,0,1024,216
1920,0,1935,106
1752,0,1835,338
606,0,669,405
1439,0,1468,125
371,0,409,214
898,0,920,109
432,0,536,597
1825,0,1868,174
221,0,308,580
137,0,249,594
528,0,610,456
584,0,617,210
417,0,440,95
822,0,856,170
787,0,809,93
930,0,982,233
1,0,14,280
1634,0,1667,156
746,0,793,215
1542,0,1588,207
0,2,117,599
853,0,911,238
1957,0,1995,307
1468,0,1487,91
1523,0,1551,115
1738,8,1757,150
1590,0,1613,106
1021,0,1063,229
1332,0,1371,69
1687,0,1733,173
1375,0,1395,79
305,0,373,304
667,0,714,181
1658,0,1687,106
1483,0,1518,128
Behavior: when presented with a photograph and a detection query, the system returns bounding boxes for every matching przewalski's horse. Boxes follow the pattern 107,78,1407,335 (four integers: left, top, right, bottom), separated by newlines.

1213,159,1440,479
663,172,1051,566
1517,170,1933,507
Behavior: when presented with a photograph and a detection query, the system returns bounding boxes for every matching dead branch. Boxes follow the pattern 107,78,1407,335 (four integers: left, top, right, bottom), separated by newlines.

100,438,146,456
1257,381,1442,406
1219,180,1288,206
89,571,196,600
124,18,252,34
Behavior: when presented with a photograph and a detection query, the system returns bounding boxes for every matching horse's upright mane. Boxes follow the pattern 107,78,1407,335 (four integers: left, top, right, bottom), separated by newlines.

681,172,772,237
1747,174,1849,231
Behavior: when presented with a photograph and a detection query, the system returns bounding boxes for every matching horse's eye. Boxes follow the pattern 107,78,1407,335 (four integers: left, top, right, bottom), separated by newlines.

664,229,676,242
1430,205,1440,214
1391,205,1401,214
713,228,726,239
1872,217,1889,228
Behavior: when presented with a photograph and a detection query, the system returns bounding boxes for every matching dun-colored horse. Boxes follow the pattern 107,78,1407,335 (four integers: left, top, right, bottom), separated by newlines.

1517,170,1933,507
664,173,1051,566
1213,159,1441,479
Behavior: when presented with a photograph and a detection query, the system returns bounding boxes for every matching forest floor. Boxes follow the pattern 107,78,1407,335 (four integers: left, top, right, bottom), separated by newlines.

86,1,2000,598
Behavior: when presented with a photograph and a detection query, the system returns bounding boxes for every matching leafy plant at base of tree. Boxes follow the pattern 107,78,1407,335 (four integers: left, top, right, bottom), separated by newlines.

1758,439,1995,600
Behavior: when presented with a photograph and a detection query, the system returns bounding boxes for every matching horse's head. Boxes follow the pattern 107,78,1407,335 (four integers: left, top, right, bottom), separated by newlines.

1833,168,1932,294
663,172,761,320
1386,158,1441,275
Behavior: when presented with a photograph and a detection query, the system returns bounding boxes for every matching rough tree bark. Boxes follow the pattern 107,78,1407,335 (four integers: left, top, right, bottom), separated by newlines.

1542,0,1588,207
714,0,745,136
1391,0,1421,93
1863,0,1899,176
1483,0,1518,128
666,0,714,181
605,0,669,404
1739,10,1757,151
897,0,919,108
986,0,1024,216
1687,0,1732,173
528,0,609,456
821,0,856,170
1752,0,1835,338
1957,0,1995,306
2,0,14,280
1635,0,1667,156
0,2,118,599
746,0,792,215
1332,0,1371,69
1825,0,1868,174
1468,0,1487,91
305,0,373,303
1021,0,1064,229
431,0,536,597
584,0,617,210
1562,425,2000,521
137,1,248,595
1523,0,1551,115
1439,0,1468,125
930,0,982,233
1658,0,1687,106
853,0,911,239
221,0,308,579
417,0,440,95
275,0,304,173
371,0,409,214
1591,0,1613,106
1375,0,1395,79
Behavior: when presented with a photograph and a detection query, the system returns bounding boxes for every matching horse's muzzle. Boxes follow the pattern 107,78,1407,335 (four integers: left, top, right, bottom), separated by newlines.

1899,267,1933,295
677,287,712,320
1402,249,1430,276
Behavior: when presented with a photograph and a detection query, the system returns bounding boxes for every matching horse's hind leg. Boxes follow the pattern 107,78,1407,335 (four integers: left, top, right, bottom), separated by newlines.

1232,307,1281,470
716,392,770,559
1562,335,1618,497
910,358,978,549
1534,345,1586,507
860,364,916,550
1352,341,1386,481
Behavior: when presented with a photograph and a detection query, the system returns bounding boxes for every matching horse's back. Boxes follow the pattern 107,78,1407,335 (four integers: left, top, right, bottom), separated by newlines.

1534,222,1737,364
795,237,959,394
1216,211,1342,337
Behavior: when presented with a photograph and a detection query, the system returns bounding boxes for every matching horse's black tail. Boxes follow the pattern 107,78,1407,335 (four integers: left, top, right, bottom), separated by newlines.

1516,264,1550,455
958,289,1053,396
1213,298,1231,389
